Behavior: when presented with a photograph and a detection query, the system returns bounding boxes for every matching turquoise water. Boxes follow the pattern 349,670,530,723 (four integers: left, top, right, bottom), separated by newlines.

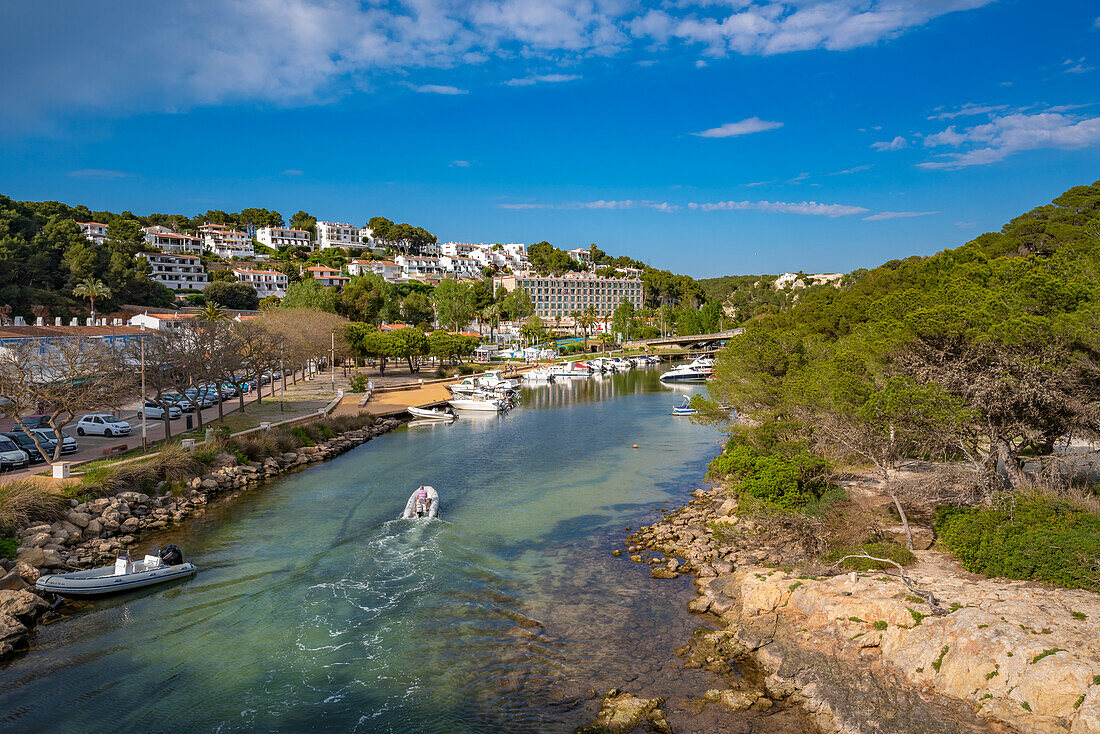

0,370,730,733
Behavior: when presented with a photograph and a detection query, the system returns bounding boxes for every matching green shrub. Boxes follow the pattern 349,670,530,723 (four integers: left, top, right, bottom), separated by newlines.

349,373,369,392
0,536,17,559
290,426,315,446
825,541,916,570
935,494,1100,591
192,442,223,465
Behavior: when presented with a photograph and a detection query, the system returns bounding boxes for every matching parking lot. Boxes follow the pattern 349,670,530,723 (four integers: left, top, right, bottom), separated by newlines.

0,370,335,479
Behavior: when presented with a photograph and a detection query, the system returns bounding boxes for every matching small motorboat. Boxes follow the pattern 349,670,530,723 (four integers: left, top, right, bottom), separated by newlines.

407,405,456,420
448,394,507,411
36,545,197,597
402,485,439,519
672,397,698,416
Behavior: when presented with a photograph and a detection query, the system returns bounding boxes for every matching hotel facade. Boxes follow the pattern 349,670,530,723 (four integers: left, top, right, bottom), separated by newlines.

497,273,644,320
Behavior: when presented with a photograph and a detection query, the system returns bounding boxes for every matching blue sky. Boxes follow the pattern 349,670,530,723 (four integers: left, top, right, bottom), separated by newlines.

1,0,1098,278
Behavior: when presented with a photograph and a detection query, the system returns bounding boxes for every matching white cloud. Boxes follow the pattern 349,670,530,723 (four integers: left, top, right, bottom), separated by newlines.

871,136,908,151
67,169,128,179
744,179,776,187
450,160,471,167
827,164,872,175
415,84,468,95
628,1,996,57
694,59,708,68
863,210,941,221
499,199,678,212
955,221,977,228
503,73,582,86
919,111,1100,169
928,103,1008,120
688,199,869,217
694,117,783,138
786,171,810,183
280,168,304,176
0,0,1000,130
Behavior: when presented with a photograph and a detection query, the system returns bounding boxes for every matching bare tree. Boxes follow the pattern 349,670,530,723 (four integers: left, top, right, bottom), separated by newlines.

0,337,135,462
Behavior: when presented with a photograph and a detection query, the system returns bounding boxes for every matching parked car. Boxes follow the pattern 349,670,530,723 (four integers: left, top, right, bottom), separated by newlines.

2,431,49,463
0,436,30,471
7,415,49,432
139,402,182,421
30,428,79,455
76,414,133,437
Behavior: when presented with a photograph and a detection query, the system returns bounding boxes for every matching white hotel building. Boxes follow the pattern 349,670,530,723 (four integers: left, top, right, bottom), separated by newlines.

256,226,311,250
138,253,209,292
233,268,288,298
316,221,373,250
498,273,644,321
143,226,203,254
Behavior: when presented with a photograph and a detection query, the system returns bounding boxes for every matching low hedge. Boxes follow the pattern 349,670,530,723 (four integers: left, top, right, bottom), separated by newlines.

825,541,916,570
709,442,831,512
935,494,1100,592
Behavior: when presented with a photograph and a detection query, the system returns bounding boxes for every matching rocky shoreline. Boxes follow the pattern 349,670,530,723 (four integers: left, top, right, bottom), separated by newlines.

585,483,1100,734
0,416,402,661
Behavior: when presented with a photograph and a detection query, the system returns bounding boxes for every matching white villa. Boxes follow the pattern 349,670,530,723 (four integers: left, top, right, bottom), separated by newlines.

142,226,203,254
76,221,109,245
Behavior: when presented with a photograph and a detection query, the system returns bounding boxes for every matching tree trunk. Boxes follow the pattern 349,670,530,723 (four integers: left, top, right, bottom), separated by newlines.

217,395,225,423
884,471,914,551
995,436,1029,489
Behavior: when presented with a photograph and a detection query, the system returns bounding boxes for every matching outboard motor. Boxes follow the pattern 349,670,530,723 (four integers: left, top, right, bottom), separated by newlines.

159,544,184,566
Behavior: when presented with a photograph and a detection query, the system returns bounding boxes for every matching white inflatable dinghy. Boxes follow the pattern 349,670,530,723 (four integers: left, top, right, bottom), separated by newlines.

402,485,439,519
36,545,197,597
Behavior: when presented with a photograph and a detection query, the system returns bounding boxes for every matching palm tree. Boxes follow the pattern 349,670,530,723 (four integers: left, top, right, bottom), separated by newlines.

569,310,581,338
580,306,598,350
72,277,111,319
198,301,227,323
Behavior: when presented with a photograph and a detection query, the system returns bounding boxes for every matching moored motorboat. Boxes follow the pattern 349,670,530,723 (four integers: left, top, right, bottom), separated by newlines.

36,545,196,597
401,485,439,519
407,405,456,420
447,394,507,411
524,367,556,382
659,356,715,384
672,397,698,416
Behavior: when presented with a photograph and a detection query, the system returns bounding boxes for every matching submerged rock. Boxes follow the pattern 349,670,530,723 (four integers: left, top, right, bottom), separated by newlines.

576,689,672,734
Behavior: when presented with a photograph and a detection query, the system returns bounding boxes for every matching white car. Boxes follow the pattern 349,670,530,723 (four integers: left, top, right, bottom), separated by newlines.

76,414,133,437
139,402,182,420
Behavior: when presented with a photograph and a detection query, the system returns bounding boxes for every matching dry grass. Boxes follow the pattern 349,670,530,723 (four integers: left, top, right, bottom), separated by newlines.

0,480,67,534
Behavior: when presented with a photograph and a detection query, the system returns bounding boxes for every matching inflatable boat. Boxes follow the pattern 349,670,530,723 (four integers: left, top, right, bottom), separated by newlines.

402,485,439,519
36,545,197,597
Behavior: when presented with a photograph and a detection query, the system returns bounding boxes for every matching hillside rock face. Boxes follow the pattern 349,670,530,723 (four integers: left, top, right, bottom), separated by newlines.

710,565,1100,733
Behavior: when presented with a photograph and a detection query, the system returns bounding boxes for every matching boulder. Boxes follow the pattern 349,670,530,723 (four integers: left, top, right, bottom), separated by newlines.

578,690,670,734
40,549,64,568
0,589,48,622
11,561,38,584
0,612,28,657
24,532,51,548
64,511,92,528
84,519,103,538
0,570,28,592
705,688,763,711
15,548,45,569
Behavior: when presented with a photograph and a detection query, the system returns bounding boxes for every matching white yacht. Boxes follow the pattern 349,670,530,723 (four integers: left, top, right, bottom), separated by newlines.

549,361,593,378
447,394,509,412
659,356,715,384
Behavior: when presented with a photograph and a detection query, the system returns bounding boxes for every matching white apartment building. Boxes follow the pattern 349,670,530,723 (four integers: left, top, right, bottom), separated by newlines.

316,221,367,250
142,226,203,254
256,226,312,250
76,221,109,245
199,223,254,259
440,255,481,279
128,312,197,331
395,254,443,279
233,268,287,298
498,273,644,320
137,252,209,292
304,265,351,288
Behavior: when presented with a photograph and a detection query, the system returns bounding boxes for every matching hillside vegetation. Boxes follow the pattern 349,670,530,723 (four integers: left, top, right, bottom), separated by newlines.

705,181,1100,588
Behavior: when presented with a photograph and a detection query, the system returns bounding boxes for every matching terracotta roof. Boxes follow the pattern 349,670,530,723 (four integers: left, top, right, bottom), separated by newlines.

76,221,108,227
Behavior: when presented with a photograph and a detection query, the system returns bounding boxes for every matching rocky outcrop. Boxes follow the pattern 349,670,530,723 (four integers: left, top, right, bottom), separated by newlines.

576,689,673,734
0,417,401,661
628,486,1100,734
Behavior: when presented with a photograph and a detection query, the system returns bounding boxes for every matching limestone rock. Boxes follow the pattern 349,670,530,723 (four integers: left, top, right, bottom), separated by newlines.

11,561,38,584
705,688,762,711
15,548,45,569
0,589,48,622
0,570,28,591
577,690,668,734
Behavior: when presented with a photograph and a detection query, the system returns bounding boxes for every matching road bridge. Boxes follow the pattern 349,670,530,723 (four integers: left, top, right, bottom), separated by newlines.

623,328,744,351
